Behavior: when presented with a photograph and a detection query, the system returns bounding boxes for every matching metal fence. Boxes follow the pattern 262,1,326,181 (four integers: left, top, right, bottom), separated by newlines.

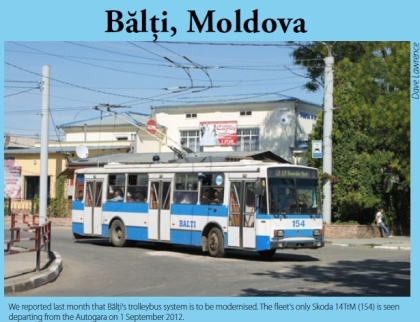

4,212,52,271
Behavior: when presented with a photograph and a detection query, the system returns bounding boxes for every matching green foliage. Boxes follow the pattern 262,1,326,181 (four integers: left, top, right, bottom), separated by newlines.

32,194,39,214
48,176,70,218
330,220,359,226
29,177,70,217
4,197,11,216
297,42,410,228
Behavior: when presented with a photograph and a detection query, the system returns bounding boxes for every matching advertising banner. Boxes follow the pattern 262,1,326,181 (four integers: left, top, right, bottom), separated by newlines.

4,158,22,200
199,121,237,146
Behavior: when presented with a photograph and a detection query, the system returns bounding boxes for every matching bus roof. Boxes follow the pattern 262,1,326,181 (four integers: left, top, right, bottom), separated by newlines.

74,159,317,174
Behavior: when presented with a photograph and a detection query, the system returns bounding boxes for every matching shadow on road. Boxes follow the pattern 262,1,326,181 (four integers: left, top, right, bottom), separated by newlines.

74,238,319,262
240,258,410,297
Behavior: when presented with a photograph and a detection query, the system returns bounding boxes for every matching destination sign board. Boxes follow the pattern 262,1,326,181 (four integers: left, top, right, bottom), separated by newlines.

268,168,318,179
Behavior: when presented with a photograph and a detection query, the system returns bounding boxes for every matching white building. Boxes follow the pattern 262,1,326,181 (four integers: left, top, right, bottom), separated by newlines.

154,95,320,165
57,95,321,165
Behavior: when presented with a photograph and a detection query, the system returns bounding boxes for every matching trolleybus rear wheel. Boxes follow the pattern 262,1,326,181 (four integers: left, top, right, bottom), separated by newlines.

207,227,225,257
109,219,127,247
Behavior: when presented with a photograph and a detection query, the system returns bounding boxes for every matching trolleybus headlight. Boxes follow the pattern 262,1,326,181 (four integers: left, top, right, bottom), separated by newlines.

313,229,321,236
275,230,284,238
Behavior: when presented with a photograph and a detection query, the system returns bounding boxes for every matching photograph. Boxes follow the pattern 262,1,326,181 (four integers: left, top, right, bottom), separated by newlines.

1,1,417,322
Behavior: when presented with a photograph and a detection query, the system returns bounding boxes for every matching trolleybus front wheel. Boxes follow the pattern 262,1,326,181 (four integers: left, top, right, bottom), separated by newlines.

207,227,225,257
109,219,127,247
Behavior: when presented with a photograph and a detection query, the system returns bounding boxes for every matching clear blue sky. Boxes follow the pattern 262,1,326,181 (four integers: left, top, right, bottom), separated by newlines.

4,41,324,140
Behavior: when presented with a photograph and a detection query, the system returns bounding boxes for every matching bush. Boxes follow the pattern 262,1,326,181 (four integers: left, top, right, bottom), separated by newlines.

331,220,359,225
4,197,11,216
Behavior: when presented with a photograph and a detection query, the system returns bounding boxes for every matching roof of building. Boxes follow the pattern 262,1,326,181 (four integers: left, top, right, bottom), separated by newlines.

58,112,164,130
4,135,39,149
153,93,321,110
57,96,320,130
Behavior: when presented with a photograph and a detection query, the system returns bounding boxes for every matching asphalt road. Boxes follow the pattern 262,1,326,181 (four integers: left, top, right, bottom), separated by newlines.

13,226,410,297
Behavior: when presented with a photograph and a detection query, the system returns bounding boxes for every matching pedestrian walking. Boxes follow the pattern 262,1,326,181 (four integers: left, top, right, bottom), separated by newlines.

376,207,393,238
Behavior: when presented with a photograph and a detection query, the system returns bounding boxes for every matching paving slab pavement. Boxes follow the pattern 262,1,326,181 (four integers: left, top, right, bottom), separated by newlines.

325,236,411,250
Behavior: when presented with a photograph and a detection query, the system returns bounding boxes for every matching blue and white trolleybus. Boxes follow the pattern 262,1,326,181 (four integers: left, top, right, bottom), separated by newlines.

72,160,324,257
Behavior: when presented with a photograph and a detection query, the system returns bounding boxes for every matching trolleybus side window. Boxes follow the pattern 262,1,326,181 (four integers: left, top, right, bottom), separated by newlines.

108,174,125,201
75,174,85,201
174,173,198,205
127,174,148,202
200,173,224,205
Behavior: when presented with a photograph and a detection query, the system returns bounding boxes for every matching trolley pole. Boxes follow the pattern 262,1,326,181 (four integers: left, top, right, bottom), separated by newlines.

322,53,334,224
39,65,50,226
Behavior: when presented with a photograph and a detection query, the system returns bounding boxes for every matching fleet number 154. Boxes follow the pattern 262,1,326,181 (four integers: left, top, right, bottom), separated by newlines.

292,220,305,227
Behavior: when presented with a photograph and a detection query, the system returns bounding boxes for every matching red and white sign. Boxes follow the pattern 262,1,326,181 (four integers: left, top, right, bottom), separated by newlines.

146,119,157,135
199,121,237,146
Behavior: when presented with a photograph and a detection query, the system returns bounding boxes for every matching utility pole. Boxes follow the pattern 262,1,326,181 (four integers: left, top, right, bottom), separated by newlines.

322,47,334,224
39,65,50,225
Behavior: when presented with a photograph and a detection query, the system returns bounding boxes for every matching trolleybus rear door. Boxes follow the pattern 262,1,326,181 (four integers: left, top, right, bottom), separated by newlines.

149,180,172,241
228,181,256,249
83,179,103,235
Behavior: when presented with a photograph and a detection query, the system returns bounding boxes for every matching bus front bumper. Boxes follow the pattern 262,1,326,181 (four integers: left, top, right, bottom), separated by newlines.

270,237,324,249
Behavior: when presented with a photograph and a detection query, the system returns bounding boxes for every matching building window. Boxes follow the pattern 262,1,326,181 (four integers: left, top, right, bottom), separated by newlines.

180,130,203,152
235,128,260,152
24,176,50,199
186,113,197,118
116,136,128,141
240,111,252,116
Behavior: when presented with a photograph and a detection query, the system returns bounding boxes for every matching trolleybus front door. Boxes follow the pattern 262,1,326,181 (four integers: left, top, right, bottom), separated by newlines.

149,180,172,241
83,180,103,235
228,181,256,249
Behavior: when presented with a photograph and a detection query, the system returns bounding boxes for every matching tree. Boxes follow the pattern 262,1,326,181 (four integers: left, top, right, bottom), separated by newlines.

291,42,410,229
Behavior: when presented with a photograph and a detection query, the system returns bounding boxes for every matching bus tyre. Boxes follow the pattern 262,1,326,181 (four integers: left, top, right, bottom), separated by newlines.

109,220,127,247
207,227,225,257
